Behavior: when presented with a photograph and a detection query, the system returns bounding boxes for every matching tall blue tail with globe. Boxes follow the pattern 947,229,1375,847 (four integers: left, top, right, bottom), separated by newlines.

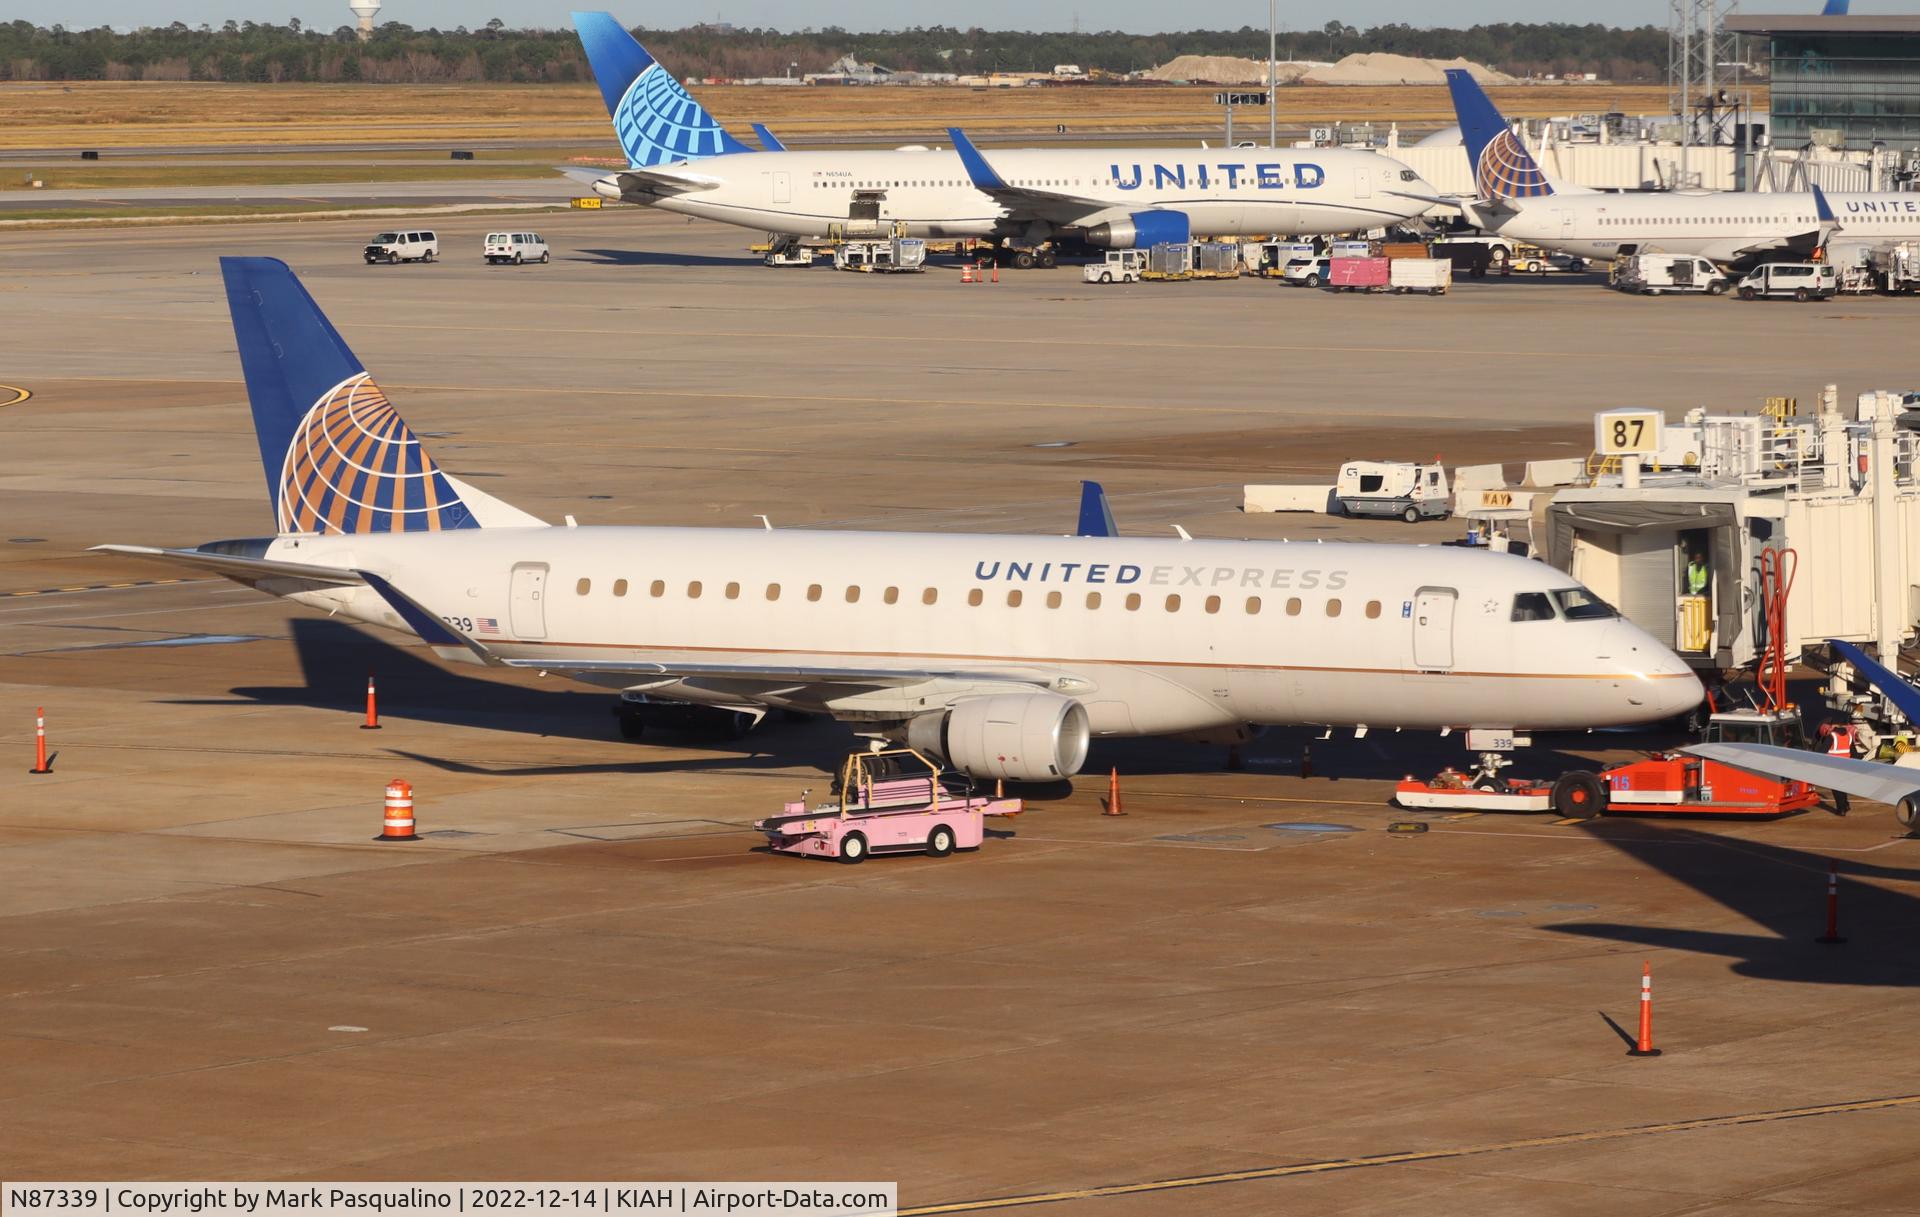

572,11,753,167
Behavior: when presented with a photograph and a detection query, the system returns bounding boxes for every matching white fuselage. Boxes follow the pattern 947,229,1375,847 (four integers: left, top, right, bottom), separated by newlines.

267,526,1700,735
1476,190,1920,263
603,147,1435,240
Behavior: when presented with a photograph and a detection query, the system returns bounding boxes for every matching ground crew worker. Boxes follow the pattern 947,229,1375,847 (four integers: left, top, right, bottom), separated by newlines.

1686,551,1710,597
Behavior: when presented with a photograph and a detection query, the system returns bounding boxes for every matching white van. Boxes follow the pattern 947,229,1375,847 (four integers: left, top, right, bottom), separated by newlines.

1617,254,1729,296
484,232,550,265
1735,262,1838,301
364,230,437,264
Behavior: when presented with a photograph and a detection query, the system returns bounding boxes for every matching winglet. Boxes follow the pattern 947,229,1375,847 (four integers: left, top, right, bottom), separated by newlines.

946,127,1008,191
751,122,787,152
1076,481,1119,538
1813,183,1836,225
357,570,501,666
1823,0,1849,14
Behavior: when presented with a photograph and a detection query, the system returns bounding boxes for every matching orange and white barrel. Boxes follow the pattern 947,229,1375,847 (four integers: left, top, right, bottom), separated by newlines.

378,778,418,841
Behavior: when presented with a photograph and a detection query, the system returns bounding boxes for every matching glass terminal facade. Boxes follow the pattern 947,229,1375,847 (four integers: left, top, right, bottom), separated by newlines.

1767,32,1920,149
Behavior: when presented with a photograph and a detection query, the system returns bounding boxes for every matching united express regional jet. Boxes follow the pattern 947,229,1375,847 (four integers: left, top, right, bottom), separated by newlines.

563,11,1438,258
101,260,1701,782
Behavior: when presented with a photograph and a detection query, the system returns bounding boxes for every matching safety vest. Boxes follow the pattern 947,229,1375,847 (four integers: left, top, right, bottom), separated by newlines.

1686,563,1709,595
1828,726,1855,758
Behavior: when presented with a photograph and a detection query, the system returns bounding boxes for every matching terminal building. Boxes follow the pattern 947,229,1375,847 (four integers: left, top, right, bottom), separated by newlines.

1727,13,1920,150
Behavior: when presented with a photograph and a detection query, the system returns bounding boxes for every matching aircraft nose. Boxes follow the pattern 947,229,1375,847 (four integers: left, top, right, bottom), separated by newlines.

1610,623,1704,721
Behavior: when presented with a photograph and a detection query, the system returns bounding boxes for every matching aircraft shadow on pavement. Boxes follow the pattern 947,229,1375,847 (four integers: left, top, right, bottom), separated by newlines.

169,617,853,773
1547,821,1920,986
576,247,763,268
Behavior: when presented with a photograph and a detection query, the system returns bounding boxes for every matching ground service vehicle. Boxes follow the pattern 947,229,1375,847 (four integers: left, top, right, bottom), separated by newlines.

1084,249,1146,284
754,749,1023,863
484,232,550,265
1335,460,1451,522
1617,254,1729,296
1736,263,1838,301
834,238,927,272
364,230,438,264
1283,256,1332,287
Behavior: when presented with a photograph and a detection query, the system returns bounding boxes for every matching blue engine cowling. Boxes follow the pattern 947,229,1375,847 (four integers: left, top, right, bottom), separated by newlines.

1086,210,1192,249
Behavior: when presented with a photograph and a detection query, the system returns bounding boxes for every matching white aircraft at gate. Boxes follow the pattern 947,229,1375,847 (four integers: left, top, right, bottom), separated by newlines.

563,11,1437,251
1443,70,1920,266
101,260,1702,783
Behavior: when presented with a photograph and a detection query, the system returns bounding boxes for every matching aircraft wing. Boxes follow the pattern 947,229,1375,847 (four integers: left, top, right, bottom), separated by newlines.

555,165,719,198
1685,742,1920,807
357,571,1058,696
92,544,365,591
945,127,1122,224
1732,186,1841,260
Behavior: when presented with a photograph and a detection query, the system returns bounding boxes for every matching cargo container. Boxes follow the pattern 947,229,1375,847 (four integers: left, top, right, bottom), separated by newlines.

1389,258,1452,295
1329,256,1390,292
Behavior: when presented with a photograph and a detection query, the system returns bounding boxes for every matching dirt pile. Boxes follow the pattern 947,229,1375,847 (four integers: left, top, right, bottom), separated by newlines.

1305,53,1516,86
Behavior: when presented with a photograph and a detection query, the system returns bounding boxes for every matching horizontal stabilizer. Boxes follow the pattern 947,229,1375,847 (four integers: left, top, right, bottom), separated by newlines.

91,544,365,589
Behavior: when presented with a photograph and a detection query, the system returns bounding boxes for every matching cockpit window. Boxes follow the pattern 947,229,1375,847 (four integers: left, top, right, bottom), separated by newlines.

1510,592,1555,622
1552,588,1619,620
1399,169,1418,181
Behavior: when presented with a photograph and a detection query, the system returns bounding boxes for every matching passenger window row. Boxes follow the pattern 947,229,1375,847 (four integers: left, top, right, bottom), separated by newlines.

573,577,1382,618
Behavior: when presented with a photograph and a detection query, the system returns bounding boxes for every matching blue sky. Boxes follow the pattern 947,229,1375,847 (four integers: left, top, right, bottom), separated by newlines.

25,0,1704,34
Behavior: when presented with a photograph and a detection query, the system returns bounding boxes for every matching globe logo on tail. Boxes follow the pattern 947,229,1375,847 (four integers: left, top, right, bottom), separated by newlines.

615,63,740,166
277,373,472,535
1475,129,1553,200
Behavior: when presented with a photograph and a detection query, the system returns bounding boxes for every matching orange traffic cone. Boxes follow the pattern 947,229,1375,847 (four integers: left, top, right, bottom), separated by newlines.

1102,767,1127,817
28,706,51,775
1628,961,1662,1056
376,778,419,841
1818,862,1847,944
361,673,381,730
990,261,999,284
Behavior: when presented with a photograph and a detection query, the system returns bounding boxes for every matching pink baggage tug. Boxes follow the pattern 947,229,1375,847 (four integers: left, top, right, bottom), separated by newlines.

756,748,1024,863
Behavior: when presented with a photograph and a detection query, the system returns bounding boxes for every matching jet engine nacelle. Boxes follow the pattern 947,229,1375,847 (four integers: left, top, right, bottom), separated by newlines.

907,693,1092,783
1086,210,1192,249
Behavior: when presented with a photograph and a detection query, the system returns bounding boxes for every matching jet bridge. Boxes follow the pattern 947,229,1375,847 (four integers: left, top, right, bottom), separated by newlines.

1544,389,1920,675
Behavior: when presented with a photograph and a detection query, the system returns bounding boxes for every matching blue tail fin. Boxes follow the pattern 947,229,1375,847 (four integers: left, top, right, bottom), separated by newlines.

220,257,478,536
572,11,751,166
1076,481,1118,538
1822,0,1849,14
1444,69,1554,200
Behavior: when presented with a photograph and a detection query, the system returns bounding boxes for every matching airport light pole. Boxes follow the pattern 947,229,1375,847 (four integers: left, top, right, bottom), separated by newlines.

1269,0,1278,147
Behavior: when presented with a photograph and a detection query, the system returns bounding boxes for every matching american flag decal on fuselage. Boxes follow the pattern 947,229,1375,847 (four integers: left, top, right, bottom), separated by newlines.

276,373,476,535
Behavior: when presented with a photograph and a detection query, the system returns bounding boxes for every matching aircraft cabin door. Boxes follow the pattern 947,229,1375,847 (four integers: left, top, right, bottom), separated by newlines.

772,171,791,204
509,562,548,640
1412,587,1457,670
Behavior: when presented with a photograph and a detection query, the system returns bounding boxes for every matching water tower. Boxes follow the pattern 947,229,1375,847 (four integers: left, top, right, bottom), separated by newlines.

349,0,380,40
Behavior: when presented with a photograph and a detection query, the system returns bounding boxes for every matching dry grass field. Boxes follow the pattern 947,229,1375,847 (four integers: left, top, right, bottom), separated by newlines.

3,80,1688,150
